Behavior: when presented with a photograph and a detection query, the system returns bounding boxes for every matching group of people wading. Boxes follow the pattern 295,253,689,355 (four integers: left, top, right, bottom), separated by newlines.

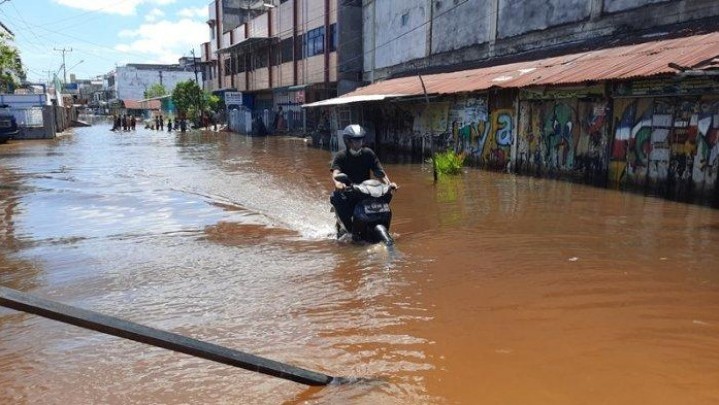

111,114,136,131
111,113,187,132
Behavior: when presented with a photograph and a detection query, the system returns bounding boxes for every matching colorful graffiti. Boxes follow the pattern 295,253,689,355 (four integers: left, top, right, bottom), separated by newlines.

483,109,514,168
609,96,719,198
517,99,608,179
448,97,490,157
370,90,716,202
694,99,719,192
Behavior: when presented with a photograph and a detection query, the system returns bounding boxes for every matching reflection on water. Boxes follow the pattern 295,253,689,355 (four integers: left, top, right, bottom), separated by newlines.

0,125,718,404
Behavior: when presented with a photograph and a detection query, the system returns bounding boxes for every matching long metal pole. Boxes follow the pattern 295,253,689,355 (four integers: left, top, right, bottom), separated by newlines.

0,286,335,386
190,49,202,124
54,47,72,85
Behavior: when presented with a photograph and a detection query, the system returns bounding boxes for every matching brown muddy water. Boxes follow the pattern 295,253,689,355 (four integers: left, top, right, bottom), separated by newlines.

1,125,718,404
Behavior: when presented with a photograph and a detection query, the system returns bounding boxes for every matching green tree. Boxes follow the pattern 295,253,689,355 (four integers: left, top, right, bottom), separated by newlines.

143,83,167,99
171,80,203,120
205,92,221,112
0,32,26,93
172,80,223,122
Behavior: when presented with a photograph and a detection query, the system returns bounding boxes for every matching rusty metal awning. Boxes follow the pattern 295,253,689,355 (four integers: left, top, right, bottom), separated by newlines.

341,32,719,99
218,37,278,55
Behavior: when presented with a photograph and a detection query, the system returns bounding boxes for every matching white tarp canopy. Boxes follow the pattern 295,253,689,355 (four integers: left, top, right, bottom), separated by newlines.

302,94,408,108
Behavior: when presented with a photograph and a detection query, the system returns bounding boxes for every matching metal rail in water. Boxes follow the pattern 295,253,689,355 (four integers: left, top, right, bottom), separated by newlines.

0,286,337,386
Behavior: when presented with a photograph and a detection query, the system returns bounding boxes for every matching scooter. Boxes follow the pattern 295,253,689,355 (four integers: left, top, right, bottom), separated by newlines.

333,173,395,246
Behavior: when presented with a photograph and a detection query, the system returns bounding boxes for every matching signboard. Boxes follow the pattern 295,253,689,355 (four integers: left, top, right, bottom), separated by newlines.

613,77,719,97
224,91,243,106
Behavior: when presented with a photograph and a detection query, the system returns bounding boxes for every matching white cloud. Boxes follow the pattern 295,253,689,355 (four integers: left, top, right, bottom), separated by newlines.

52,0,145,16
52,0,176,16
178,7,207,19
118,29,138,38
145,8,165,22
114,19,207,64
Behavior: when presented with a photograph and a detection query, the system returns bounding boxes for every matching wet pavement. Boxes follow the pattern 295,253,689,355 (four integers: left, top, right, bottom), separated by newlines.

1,124,718,404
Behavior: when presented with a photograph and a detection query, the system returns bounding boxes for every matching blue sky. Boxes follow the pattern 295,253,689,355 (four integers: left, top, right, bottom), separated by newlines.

1,0,211,83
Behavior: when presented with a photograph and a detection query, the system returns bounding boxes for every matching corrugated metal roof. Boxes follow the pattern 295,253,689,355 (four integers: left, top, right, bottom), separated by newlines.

122,99,160,110
345,32,719,99
302,94,409,108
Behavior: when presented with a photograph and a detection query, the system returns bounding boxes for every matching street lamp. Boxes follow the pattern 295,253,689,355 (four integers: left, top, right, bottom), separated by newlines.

66,60,84,73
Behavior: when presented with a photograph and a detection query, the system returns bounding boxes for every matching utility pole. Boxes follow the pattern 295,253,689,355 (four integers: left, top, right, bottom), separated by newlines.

158,70,163,87
54,47,72,85
190,49,202,124
190,49,200,89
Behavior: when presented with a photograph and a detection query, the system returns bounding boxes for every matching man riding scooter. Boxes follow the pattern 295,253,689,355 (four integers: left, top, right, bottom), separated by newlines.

330,124,397,238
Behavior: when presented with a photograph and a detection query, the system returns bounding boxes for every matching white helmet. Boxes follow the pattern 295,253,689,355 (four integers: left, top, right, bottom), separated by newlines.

342,124,366,140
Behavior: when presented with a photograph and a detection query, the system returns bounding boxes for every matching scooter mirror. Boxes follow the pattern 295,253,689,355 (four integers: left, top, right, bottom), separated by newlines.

334,173,352,185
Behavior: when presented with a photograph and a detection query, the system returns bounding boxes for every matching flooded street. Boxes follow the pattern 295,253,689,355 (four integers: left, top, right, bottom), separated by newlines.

1,124,719,404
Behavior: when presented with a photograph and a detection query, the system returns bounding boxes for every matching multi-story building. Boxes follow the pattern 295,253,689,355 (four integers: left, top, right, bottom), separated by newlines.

105,61,199,102
200,0,363,131
300,0,719,204
363,0,719,81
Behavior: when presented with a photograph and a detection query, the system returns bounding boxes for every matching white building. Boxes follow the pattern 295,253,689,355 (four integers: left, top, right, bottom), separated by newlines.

106,62,199,101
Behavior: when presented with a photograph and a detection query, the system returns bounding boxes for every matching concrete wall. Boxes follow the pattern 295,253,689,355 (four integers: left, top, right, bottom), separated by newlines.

431,0,493,54
366,0,719,80
363,0,429,75
603,0,670,13
497,0,591,38
337,0,363,94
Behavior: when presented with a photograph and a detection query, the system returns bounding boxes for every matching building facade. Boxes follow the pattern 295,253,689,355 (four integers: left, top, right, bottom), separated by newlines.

299,0,719,205
201,0,363,133
105,62,198,102
363,0,719,81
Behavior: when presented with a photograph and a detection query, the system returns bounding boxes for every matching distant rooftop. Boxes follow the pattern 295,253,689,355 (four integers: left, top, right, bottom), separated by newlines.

124,63,194,72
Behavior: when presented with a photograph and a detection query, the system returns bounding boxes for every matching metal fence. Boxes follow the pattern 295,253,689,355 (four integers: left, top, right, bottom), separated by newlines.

228,107,306,136
3,107,44,127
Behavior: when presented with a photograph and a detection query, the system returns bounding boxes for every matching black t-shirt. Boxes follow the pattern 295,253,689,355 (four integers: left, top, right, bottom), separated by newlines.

330,148,386,184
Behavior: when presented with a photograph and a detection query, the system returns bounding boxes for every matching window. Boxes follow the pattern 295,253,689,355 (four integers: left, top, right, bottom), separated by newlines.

330,23,337,52
281,37,293,63
304,27,324,58
236,54,246,73
270,45,282,66
252,49,268,69
401,13,409,26
224,58,231,76
294,34,303,60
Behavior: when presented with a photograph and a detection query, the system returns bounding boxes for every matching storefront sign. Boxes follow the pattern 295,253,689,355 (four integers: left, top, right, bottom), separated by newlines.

613,77,719,97
225,91,243,105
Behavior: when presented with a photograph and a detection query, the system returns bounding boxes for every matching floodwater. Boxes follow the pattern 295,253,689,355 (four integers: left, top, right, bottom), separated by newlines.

1,125,718,404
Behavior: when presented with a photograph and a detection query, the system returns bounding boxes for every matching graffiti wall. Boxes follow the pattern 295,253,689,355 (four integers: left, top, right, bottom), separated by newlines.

372,95,515,168
448,97,490,157
446,96,514,168
610,96,719,199
516,98,609,181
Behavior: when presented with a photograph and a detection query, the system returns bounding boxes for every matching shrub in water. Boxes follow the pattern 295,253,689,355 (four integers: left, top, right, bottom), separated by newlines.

430,150,466,175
